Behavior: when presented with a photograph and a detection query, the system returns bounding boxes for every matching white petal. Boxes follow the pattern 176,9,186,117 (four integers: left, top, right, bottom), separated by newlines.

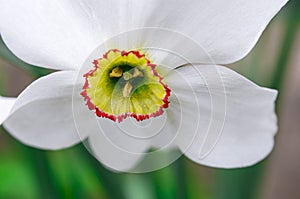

0,1,101,70
0,0,287,70
128,0,288,64
3,71,90,150
0,96,16,125
85,114,178,172
165,65,278,168
87,120,150,172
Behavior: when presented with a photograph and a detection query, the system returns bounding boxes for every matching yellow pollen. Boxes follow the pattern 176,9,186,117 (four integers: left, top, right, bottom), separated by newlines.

133,68,144,78
109,67,123,78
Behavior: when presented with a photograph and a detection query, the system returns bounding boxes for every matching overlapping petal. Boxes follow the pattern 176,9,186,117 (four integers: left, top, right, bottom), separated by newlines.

86,113,192,172
87,119,151,172
165,65,277,168
0,0,288,70
0,96,16,125
3,71,90,149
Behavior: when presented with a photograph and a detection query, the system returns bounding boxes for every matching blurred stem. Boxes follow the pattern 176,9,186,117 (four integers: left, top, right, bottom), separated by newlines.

150,162,177,199
1,128,62,199
270,11,300,92
122,174,156,199
175,156,189,199
30,150,63,199
215,163,265,199
77,144,126,199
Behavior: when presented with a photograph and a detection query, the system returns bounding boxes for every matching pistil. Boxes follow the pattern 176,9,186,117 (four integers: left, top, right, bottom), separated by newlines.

123,71,133,81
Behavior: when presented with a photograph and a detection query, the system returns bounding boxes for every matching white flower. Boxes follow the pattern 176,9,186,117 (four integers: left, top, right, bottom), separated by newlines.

0,0,287,172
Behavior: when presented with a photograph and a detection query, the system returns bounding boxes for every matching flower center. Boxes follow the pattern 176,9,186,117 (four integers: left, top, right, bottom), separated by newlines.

81,49,171,122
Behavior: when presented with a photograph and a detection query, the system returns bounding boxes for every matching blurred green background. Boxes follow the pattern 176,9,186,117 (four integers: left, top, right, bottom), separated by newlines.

0,1,300,199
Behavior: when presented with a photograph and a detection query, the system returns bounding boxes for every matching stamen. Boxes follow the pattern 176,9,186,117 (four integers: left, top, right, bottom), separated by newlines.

133,68,144,78
123,81,133,98
110,67,123,78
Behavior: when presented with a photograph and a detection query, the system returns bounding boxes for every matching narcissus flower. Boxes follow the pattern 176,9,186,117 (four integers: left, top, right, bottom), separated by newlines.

0,0,288,172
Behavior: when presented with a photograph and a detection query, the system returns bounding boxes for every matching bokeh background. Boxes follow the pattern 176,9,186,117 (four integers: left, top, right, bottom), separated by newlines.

0,1,299,199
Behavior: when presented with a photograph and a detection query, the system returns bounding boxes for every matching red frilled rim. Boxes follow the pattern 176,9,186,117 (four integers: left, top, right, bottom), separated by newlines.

80,49,171,123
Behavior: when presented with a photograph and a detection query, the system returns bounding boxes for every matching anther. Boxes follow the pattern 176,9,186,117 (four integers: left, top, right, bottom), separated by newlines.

133,68,144,78
109,67,123,78
123,81,133,98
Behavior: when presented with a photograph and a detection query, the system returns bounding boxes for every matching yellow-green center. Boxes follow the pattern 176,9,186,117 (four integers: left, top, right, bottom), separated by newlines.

81,49,170,122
